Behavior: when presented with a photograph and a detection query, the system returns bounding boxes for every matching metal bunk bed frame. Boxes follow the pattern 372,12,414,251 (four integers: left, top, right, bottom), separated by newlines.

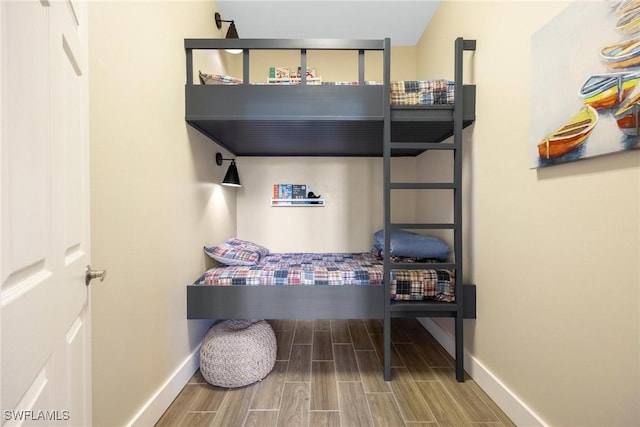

184,37,477,382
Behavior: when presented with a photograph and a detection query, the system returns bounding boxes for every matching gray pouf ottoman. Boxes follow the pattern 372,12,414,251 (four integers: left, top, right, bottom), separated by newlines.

200,320,276,388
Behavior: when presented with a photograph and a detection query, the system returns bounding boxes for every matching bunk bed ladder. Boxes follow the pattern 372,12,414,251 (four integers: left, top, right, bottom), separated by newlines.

383,37,476,383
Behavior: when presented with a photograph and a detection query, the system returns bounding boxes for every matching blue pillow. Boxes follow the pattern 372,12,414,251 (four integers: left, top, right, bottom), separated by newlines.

373,229,450,261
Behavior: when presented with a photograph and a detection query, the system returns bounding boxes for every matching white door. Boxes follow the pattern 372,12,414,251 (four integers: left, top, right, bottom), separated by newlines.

1,0,92,425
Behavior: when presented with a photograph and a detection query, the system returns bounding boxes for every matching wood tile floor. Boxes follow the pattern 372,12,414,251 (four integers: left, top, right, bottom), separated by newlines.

156,319,515,427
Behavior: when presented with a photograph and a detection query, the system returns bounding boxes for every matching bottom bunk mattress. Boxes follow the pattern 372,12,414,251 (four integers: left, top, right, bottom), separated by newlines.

195,252,454,302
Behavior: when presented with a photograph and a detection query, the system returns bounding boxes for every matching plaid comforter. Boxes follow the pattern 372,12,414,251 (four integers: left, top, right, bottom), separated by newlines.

196,252,454,302
390,79,455,105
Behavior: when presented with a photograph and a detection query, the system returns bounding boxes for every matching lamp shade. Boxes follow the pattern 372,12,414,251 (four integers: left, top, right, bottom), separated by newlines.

226,22,239,39
225,22,242,54
215,13,242,55
222,160,241,187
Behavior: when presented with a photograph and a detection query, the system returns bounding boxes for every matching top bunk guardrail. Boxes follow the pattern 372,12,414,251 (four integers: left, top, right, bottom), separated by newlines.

185,38,387,86
184,38,476,157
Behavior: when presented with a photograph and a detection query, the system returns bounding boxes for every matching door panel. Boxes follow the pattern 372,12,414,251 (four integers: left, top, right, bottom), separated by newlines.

1,0,51,293
1,0,91,424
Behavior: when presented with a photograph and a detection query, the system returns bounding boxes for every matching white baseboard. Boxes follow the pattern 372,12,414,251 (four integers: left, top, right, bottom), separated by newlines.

126,344,202,427
418,318,549,427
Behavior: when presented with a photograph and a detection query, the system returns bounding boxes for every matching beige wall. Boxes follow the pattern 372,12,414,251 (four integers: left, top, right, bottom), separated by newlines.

208,46,416,82
236,157,417,252
418,1,640,426
89,2,236,426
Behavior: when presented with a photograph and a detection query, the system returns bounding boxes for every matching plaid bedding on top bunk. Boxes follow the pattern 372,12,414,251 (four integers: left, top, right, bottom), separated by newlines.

390,79,454,105
198,72,455,106
196,252,455,302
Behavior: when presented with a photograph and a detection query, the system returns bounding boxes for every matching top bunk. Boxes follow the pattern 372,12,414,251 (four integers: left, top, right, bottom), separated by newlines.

184,38,476,157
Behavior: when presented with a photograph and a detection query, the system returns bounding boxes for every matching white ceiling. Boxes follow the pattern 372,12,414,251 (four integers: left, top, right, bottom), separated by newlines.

215,1,441,47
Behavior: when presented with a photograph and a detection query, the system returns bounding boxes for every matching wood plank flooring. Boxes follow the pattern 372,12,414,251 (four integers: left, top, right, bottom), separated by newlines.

155,319,515,427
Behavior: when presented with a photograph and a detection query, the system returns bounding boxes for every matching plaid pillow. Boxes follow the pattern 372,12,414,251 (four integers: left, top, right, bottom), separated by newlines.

224,237,270,259
204,244,260,266
198,71,243,85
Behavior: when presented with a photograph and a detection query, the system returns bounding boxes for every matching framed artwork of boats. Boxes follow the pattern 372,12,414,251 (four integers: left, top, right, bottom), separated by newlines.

531,0,640,168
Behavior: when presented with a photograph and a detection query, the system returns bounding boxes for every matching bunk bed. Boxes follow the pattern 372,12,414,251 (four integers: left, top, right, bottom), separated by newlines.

184,37,477,382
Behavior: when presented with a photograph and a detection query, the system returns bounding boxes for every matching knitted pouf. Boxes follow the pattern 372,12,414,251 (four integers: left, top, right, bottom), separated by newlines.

200,320,276,388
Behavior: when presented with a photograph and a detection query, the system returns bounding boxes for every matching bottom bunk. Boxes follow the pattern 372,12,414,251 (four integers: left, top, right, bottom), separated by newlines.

186,239,475,381
187,251,469,320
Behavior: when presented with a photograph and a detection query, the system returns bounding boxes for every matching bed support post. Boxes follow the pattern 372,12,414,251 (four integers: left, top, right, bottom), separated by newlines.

453,36,475,382
453,36,465,382
243,48,250,85
358,49,365,85
382,37,392,381
300,49,307,85
185,46,193,86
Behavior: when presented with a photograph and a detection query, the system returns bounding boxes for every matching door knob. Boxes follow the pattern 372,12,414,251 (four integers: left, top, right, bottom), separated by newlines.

85,265,107,286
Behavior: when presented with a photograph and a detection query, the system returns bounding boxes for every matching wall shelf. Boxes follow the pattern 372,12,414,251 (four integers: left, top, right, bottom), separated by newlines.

271,198,325,207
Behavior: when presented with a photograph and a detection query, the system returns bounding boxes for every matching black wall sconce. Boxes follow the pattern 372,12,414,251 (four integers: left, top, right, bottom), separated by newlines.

215,12,242,54
216,153,241,187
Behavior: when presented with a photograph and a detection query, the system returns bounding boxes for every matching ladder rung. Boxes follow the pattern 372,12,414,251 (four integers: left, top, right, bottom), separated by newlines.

391,223,455,230
389,142,458,150
390,182,456,190
390,301,458,313
391,262,457,270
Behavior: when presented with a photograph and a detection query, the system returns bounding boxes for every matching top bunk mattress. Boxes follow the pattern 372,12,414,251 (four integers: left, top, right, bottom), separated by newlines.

194,252,455,302
198,72,455,106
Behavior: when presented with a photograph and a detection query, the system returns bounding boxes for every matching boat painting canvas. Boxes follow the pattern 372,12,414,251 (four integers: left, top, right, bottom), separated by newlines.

531,0,640,168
